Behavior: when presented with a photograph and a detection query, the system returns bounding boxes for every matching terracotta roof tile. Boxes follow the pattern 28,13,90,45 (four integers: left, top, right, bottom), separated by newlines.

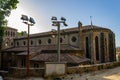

17,51,35,55
15,25,110,39
2,44,78,53
30,53,90,64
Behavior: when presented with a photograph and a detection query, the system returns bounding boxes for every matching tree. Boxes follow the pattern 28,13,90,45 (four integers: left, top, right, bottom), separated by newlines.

0,0,19,49
17,31,27,36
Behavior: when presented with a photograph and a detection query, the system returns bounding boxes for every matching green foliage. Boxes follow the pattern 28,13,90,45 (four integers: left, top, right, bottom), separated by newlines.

17,31,27,36
0,0,19,49
0,27,5,49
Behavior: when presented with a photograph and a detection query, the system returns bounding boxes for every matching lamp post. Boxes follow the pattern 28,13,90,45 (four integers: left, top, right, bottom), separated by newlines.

21,15,35,77
51,16,67,62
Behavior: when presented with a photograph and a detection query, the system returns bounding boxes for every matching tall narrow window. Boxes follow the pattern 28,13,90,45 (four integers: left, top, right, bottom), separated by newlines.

17,42,19,46
11,32,12,37
21,58,26,67
11,42,13,46
13,32,15,37
31,40,33,45
100,33,105,63
109,33,114,62
38,39,41,45
23,41,26,46
85,37,90,58
48,38,51,44
60,38,63,43
8,31,10,36
95,36,99,60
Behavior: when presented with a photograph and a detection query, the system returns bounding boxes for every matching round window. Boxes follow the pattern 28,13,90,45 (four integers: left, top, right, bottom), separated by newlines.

71,36,77,42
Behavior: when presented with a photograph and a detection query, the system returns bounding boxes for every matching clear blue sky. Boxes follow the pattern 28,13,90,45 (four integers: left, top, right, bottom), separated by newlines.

8,0,120,47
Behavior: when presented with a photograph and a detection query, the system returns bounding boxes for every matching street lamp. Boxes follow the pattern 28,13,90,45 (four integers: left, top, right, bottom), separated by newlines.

51,16,68,62
21,14,35,77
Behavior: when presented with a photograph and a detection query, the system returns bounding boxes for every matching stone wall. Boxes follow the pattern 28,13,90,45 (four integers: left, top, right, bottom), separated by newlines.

8,62,120,78
67,61,120,74
8,63,67,78
8,67,44,78
45,62,66,77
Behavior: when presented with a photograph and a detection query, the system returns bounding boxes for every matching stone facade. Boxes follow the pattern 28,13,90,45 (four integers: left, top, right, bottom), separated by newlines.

2,27,17,49
1,22,116,71
116,47,120,61
13,23,116,64
0,27,17,69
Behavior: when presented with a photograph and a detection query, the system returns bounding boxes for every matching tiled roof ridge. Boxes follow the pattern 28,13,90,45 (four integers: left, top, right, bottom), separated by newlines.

15,25,110,39
2,44,76,52
5,26,18,30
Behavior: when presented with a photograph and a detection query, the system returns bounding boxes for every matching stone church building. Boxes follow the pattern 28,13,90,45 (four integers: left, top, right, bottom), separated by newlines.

1,22,116,70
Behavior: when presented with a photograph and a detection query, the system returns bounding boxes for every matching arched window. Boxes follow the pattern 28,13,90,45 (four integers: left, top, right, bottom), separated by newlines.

23,41,26,46
17,42,19,46
95,36,99,60
11,42,13,46
60,38,63,43
8,31,10,36
13,32,15,37
11,32,12,37
48,38,51,44
38,39,41,45
85,37,91,58
31,40,33,45
100,33,105,63
109,33,115,62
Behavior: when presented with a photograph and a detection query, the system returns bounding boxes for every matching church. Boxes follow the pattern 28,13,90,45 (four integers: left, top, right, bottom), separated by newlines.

1,21,116,70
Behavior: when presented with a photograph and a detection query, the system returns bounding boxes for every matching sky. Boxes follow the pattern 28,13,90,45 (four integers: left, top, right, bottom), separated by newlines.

7,0,120,47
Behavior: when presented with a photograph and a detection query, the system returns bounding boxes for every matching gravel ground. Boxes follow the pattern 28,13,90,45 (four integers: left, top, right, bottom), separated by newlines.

5,66,120,80
60,66,120,80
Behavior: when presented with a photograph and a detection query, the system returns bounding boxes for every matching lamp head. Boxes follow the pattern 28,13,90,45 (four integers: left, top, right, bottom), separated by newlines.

21,15,28,21
52,21,58,26
29,17,35,24
51,16,57,20
61,17,66,21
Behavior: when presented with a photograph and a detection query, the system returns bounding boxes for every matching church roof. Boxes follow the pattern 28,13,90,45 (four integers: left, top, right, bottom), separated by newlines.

5,26,17,31
2,44,88,64
30,52,90,64
2,44,79,52
15,25,112,39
